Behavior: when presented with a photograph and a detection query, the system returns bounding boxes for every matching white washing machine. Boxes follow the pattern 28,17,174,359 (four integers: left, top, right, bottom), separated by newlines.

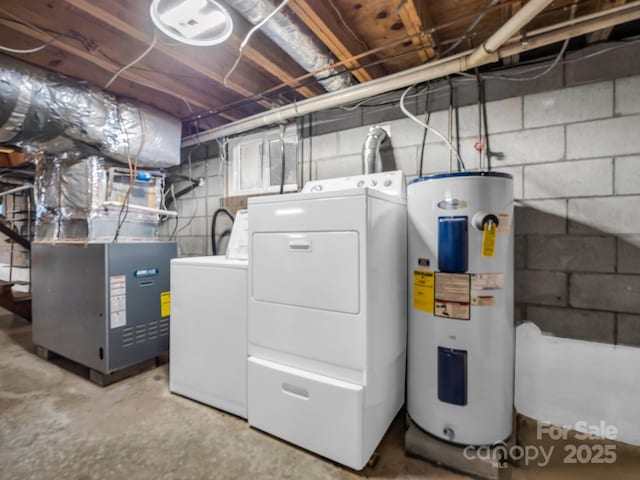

247,171,407,470
170,211,249,418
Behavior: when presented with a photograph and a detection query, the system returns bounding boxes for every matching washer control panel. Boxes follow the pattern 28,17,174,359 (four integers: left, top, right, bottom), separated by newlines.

302,170,406,199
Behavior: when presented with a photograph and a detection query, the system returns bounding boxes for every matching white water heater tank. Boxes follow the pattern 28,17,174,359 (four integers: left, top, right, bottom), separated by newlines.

407,171,514,445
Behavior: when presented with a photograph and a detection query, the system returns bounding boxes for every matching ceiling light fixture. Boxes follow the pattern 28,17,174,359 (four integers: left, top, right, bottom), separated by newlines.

150,0,234,46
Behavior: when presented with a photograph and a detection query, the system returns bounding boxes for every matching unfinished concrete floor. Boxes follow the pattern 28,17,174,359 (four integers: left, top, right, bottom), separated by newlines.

1,310,638,480
0,311,463,480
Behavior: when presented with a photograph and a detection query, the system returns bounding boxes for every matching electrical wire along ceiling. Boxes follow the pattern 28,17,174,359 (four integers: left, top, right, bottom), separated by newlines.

0,0,638,135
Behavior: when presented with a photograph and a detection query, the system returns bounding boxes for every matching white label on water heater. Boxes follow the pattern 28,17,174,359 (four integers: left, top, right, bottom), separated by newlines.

471,273,504,290
110,275,127,329
435,273,470,303
497,213,511,234
435,300,470,319
471,295,495,306
435,273,471,320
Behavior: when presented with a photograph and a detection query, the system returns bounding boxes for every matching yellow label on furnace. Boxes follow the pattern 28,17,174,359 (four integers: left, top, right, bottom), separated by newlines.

414,270,434,313
482,222,497,257
161,291,171,318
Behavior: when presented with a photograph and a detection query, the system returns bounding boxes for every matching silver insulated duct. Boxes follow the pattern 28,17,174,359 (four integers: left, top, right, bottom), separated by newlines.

362,126,395,174
226,0,351,92
0,55,181,168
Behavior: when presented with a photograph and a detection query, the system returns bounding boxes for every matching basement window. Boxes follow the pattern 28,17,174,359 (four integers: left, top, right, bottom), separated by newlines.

228,127,298,196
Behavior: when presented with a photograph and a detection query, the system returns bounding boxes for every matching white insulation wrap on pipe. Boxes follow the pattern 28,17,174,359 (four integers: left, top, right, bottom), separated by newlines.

0,54,181,168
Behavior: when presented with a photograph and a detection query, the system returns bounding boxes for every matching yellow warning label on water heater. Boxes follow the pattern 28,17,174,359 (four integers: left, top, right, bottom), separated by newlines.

161,291,171,318
413,270,434,313
482,222,497,257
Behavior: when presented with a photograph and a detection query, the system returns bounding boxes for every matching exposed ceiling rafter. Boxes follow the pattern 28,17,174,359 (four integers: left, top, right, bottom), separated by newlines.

0,18,230,118
63,0,323,100
503,0,524,65
391,0,437,61
182,1,640,145
289,0,387,83
587,0,627,43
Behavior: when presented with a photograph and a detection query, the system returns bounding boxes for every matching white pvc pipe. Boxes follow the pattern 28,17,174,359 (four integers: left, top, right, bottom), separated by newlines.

102,201,178,217
183,53,466,146
0,184,33,198
182,2,640,147
501,4,640,56
512,0,640,38
465,0,554,68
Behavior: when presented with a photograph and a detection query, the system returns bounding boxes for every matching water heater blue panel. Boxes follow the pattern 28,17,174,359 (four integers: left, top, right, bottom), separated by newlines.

438,216,468,273
438,346,467,406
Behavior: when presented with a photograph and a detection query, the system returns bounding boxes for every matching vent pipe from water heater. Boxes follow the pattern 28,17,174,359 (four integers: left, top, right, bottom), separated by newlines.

361,126,395,175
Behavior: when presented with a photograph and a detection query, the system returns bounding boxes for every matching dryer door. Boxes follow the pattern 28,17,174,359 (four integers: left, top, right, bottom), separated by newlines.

252,231,360,314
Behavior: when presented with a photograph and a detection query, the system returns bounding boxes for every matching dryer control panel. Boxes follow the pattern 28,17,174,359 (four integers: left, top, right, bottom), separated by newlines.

302,170,406,199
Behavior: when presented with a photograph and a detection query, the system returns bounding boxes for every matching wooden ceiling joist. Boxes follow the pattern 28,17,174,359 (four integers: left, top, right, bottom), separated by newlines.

0,148,26,168
587,0,627,43
63,0,321,99
503,0,523,65
0,2,262,123
224,9,325,98
0,18,230,117
391,0,437,61
0,0,630,131
0,30,220,127
289,0,386,83
58,0,268,106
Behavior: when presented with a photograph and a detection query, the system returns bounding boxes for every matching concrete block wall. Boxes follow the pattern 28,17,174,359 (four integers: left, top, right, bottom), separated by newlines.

158,156,225,257
298,74,640,346
169,49,640,346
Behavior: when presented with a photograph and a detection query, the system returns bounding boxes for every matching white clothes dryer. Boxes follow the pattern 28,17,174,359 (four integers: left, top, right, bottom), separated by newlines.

247,171,407,470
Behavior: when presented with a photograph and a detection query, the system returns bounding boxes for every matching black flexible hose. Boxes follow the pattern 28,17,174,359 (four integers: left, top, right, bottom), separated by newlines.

418,81,431,177
277,124,286,194
475,69,504,170
211,207,235,255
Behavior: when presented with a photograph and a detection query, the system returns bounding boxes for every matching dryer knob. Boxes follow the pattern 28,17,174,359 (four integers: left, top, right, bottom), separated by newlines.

311,184,323,192
357,180,365,188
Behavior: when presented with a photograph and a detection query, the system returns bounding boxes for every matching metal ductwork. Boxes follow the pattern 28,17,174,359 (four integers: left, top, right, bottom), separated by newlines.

361,126,394,174
225,0,351,92
0,55,181,168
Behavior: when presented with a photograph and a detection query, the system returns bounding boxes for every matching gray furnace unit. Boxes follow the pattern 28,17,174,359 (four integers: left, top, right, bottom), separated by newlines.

32,242,176,378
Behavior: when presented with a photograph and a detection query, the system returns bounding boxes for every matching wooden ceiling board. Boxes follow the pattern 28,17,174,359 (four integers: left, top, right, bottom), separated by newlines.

0,0,629,133
0,1,266,120
86,0,323,98
390,0,436,60
329,0,428,73
426,0,599,54
0,26,221,130
0,4,264,124
55,0,280,99
289,0,388,83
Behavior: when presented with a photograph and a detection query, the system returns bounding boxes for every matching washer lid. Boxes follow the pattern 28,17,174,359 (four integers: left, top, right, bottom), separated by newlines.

171,256,247,269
